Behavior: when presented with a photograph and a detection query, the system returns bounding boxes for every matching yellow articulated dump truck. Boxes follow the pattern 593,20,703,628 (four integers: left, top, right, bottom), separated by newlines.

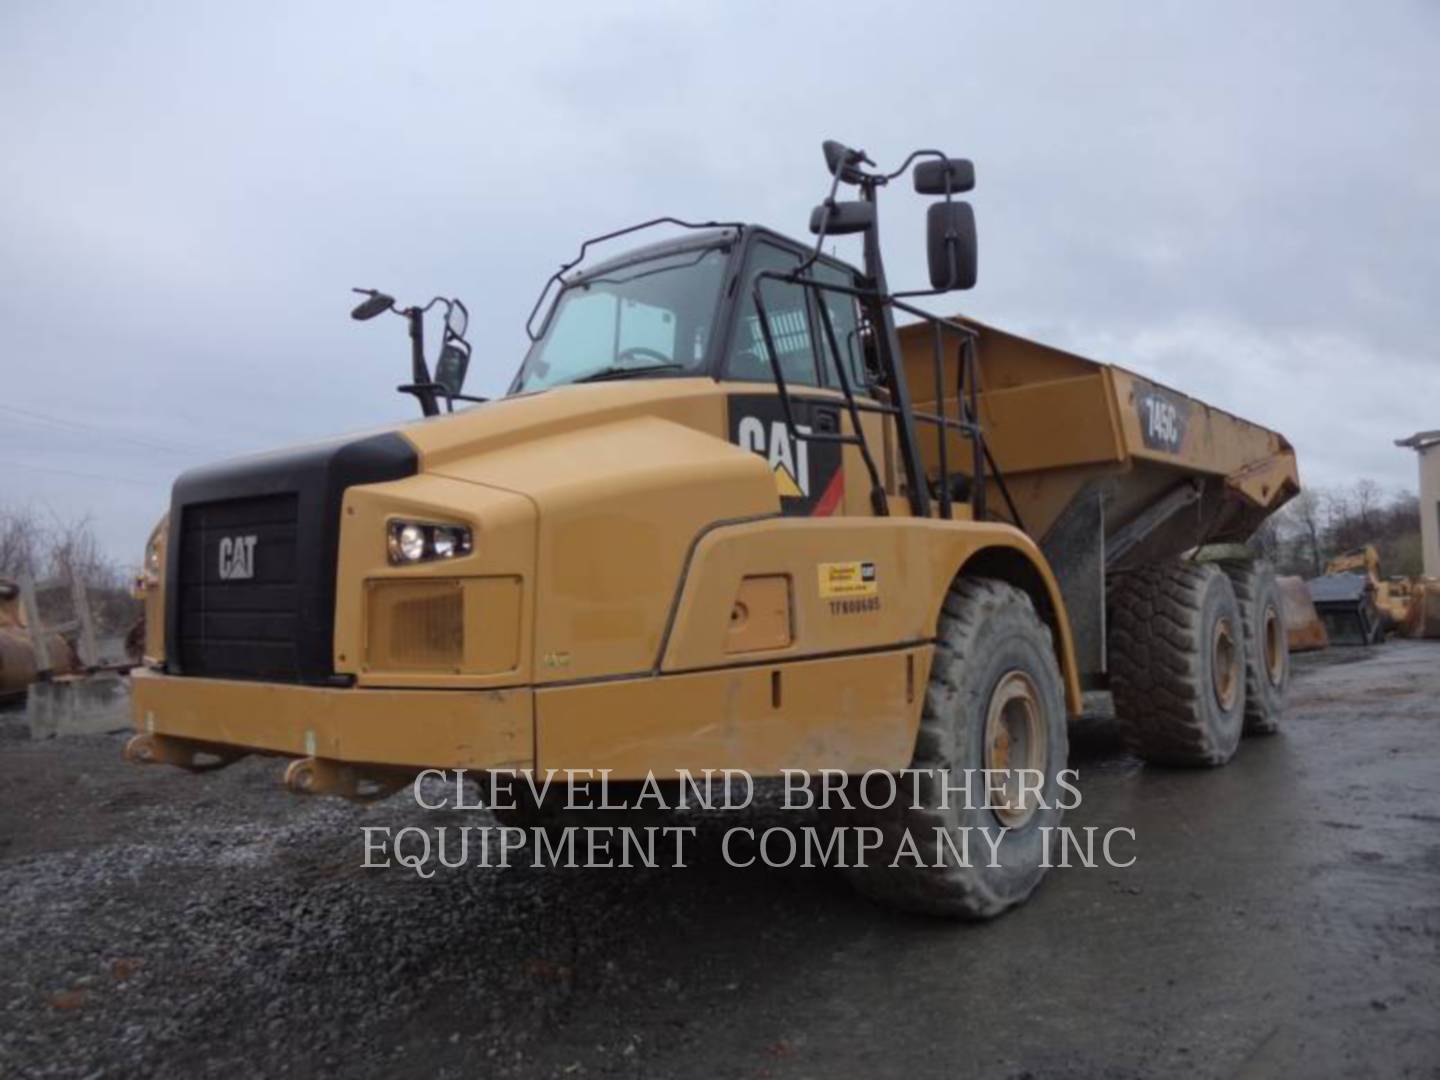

127,141,1298,917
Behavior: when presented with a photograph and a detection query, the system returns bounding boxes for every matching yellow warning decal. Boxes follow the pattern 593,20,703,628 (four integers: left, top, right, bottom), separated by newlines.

818,561,878,599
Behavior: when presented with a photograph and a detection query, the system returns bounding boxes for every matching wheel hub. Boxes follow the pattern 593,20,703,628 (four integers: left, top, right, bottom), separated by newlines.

1211,616,1240,711
984,670,1047,828
1262,603,1284,687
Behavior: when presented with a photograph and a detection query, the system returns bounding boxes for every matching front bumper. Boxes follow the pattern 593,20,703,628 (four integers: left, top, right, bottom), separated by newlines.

130,668,533,774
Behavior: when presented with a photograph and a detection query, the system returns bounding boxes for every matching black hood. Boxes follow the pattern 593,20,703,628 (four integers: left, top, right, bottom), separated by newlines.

164,431,417,685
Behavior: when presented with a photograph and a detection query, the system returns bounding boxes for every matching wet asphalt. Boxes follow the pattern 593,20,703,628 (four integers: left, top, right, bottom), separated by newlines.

0,641,1436,1078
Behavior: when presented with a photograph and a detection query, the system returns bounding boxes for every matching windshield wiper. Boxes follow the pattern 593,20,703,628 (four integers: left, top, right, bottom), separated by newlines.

573,362,686,383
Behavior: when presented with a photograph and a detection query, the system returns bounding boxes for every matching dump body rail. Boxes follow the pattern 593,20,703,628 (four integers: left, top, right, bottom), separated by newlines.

898,317,1299,565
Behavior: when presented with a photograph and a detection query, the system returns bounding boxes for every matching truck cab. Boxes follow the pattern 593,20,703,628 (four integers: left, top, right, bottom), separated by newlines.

509,225,881,518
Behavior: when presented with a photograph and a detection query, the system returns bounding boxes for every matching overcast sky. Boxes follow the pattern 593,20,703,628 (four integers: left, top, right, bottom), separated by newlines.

2,0,1436,564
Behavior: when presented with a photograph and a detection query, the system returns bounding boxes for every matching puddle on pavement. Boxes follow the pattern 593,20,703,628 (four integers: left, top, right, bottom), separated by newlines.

3,674,133,739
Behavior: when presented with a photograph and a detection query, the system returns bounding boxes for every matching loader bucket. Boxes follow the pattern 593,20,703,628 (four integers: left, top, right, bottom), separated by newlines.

1276,575,1328,652
1308,573,1383,646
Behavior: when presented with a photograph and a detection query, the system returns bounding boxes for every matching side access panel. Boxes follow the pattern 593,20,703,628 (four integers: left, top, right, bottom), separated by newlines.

534,517,1082,778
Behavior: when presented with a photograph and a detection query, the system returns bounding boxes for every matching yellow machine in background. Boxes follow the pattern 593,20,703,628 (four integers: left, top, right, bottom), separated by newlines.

127,140,1298,918
0,578,77,701
1403,579,1440,638
1276,575,1329,653
1309,545,1439,644
1324,547,1411,629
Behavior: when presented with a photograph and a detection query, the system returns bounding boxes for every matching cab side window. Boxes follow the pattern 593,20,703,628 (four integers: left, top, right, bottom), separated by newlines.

727,243,821,387
811,263,867,393
726,243,869,395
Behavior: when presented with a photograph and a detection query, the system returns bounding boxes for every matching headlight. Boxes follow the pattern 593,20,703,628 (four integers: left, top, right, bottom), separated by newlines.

140,515,167,587
386,520,473,565
395,523,426,561
431,529,460,559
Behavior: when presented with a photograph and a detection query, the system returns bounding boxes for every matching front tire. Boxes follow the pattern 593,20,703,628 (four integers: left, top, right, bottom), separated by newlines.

843,578,1069,919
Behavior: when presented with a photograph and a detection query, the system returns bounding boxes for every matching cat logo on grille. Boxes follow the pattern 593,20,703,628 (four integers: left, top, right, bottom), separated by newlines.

218,535,258,580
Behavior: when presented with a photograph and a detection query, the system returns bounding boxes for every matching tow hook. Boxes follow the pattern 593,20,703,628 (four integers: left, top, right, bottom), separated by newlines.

123,732,246,773
282,756,409,803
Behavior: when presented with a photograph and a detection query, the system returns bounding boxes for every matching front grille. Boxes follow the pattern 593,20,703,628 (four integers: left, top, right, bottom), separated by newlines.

176,494,301,680
164,431,418,685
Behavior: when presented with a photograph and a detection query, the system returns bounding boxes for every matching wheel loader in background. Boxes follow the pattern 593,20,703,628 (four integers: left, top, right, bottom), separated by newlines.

125,140,1298,918
1307,545,1438,645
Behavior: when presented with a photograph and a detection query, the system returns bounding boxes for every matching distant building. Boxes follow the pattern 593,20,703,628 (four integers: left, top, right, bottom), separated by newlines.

1396,430,1440,578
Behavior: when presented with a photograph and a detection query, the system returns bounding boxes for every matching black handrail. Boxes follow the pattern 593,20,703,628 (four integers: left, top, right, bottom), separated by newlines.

748,268,1024,529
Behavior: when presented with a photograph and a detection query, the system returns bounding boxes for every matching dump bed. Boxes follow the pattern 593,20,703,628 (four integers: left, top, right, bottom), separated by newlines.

898,317,1299,566
897,318,1298,680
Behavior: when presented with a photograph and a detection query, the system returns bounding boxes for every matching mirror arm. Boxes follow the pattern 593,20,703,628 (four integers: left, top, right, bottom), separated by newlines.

800,166,849,275
880,148,943,183
857,188,931,519
397,383,487,410
405,308,439,417
397,382,445,412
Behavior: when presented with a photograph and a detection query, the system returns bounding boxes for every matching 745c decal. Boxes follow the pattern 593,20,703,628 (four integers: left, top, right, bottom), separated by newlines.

1134,383,1189,455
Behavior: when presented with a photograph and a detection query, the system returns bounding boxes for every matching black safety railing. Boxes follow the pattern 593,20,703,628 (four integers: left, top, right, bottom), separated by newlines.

524,217,744,342
750,270,1025,528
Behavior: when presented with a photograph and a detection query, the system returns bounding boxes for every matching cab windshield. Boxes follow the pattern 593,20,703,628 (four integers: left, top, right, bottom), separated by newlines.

512,245,729,393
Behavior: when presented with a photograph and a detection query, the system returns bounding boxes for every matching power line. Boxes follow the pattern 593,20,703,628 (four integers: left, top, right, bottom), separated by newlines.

1,458,166,488
0,403,233,457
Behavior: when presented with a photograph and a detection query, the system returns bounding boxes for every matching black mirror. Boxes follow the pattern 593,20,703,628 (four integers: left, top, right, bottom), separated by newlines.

434,342,470,397
809,200,875,236
926,201,977,290
914,158,975,195
822,140,866,185
446,300,468,339
350,290,394,321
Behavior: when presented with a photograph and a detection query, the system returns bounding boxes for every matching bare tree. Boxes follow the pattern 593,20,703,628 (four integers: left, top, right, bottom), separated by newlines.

1248,514,1282,562
1353,478,1382,536
1263,480,1422,578
0,504,138,636
1322,487,1352,537
1286,488,1325,576
0,504,45,580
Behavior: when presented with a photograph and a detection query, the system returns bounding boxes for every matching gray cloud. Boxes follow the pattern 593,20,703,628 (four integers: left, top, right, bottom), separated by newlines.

2,0,1436,561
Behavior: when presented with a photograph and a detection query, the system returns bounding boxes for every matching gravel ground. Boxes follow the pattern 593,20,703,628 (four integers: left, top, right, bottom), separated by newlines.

1,641,1438,1078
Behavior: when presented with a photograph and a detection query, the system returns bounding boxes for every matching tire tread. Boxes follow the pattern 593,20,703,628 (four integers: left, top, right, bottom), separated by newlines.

1109,561,1242,765
846,577,1063,919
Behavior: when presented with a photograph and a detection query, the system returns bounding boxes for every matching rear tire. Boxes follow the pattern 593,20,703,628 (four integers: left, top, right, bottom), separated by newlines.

1219,559,1289,735
1109,561,1246,767
843,578,1069,919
